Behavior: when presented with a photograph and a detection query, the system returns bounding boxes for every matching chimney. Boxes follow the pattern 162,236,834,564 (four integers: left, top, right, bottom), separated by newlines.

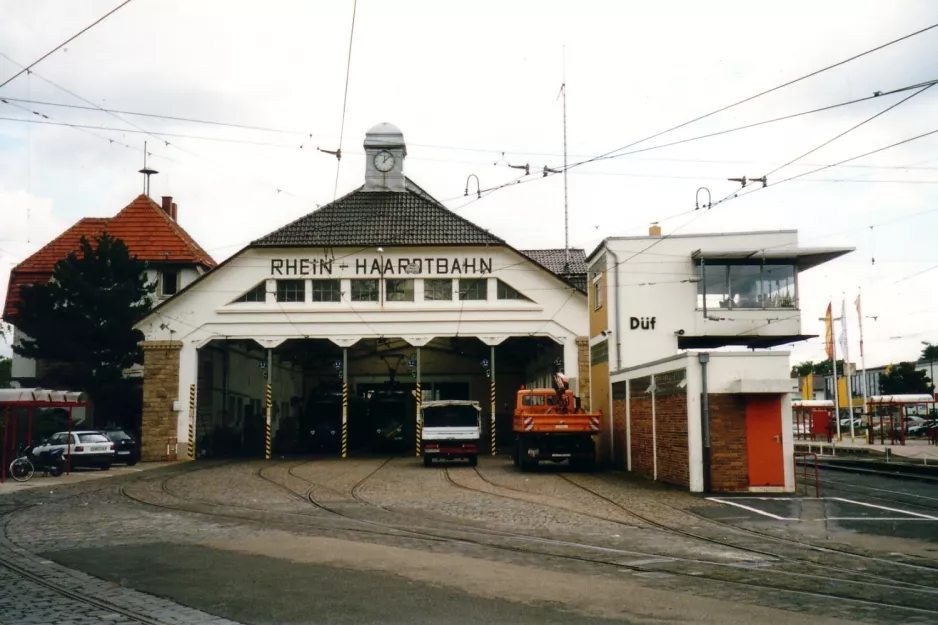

161,196,173,219
649,222,661,236
171,202,178,221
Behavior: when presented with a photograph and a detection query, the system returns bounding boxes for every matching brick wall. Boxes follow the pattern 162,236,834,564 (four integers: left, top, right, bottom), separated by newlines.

629,377,653,479
141,341,182,461
575,336,591,411
655,391,689,488
709,393,749,491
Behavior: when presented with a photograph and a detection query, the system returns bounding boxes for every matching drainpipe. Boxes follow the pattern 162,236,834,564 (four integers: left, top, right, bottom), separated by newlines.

606,247,622,371
606,246,622,465
699,352,711,493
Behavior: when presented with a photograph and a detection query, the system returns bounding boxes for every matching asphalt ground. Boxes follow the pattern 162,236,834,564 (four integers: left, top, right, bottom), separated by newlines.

696,465,938,543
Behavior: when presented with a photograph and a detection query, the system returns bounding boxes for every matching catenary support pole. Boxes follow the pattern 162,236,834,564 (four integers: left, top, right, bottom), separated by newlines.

490,345,497,456
342,347,348,459
415,347,422,457
265,348,272,460
66,406,73,475
699,352,711,492
188,384,196,460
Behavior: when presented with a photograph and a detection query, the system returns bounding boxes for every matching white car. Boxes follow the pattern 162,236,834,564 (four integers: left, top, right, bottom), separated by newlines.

33,431,116,470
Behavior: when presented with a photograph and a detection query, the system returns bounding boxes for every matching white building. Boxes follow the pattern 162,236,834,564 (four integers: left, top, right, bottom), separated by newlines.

133,123,590,461
588,229,852,492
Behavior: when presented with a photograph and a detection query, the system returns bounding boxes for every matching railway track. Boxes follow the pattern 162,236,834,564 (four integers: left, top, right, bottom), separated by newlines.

110,460,938,622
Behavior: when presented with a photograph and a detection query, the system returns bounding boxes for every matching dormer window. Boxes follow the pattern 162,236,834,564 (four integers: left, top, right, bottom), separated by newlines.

160,270,179,297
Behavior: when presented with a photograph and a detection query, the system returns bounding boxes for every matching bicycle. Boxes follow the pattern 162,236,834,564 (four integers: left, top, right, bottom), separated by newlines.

9,446,35,482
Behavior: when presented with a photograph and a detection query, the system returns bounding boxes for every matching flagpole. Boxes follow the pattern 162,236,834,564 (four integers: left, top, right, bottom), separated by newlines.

842,294,855,442
856,289,868,440
832,335,841,442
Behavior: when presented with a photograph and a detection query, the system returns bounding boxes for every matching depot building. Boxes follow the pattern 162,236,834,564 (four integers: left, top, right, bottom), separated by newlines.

134,123,589,461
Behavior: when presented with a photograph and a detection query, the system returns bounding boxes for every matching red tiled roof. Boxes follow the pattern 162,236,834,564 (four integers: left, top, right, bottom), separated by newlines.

3,195,215,320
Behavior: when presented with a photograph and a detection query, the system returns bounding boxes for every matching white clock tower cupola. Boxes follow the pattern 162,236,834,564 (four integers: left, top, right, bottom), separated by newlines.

363,122,407,192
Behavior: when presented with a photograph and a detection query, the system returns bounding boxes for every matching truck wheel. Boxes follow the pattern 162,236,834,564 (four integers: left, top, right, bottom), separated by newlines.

468,455,478,467
423,455,433,467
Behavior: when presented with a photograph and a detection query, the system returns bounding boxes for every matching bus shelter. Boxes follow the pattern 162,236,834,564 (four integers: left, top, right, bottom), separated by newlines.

791,399,834,442
866,394,936,445
0,388,91,482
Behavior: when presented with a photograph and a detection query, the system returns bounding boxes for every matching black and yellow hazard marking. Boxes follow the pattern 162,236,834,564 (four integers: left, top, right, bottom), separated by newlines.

490,380,497,456
188,383,196,460
415,382,422,456
265,383,272,460
341,382,348,459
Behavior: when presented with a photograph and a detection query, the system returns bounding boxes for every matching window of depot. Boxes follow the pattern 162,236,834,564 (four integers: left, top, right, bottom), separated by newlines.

385,279,414,302
276,279,305,303
459,278,487,301
234,281,266,303
351,279,379,302
592,277,603,310
496,279,531,301
696,261,796,310
311,279,341,302
424,279,453,301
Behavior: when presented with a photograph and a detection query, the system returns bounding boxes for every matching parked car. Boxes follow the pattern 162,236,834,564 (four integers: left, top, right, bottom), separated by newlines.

102,429,139,465
32,431,115,470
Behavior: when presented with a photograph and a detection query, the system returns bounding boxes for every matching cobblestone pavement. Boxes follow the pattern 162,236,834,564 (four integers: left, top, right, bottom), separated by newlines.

1,457,937,624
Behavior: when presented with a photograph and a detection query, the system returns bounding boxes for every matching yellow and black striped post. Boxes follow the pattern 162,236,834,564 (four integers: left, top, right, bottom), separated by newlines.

342,347,348,459
415,346,422,457
187,384,196,460
265,383,272,460
490,346,496,456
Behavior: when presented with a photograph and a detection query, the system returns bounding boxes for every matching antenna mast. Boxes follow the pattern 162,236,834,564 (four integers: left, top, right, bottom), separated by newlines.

561,47,570,271
138,140,158,196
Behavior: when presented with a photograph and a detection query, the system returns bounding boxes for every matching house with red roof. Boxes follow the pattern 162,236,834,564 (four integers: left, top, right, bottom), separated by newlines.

3,194,215,386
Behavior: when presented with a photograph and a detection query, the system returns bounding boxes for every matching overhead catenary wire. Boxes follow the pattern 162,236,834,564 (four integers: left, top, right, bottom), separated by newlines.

763,81,937,179
333,0,359,202
0,0,135,91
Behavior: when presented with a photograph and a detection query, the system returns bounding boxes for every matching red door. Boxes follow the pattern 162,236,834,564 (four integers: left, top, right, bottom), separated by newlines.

745,395,784,487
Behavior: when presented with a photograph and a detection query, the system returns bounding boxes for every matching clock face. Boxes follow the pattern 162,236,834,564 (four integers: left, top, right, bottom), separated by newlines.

373,150,396,173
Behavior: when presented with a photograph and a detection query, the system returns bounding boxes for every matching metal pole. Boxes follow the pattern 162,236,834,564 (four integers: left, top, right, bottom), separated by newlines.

1,407,7,484
857,289,868,439
265,348,272,461
832,340,841,442
66,406,73,475
415,347,421,457
841,296,855,442
699,352,711,493
188,384,196,460
27,407,32,448
342,347,348,459
490,345,496,456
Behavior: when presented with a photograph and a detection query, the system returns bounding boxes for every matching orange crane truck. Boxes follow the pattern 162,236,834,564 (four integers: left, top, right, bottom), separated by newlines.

511,372,601,471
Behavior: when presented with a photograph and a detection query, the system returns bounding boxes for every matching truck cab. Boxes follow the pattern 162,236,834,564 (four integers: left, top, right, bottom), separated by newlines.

420,400,482,467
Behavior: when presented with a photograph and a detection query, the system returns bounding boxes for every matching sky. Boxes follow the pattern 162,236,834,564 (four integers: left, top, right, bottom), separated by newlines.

1,0,937,368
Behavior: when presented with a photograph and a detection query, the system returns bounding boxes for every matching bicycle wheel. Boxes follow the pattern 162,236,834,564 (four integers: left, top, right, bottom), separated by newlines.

9,458,34,482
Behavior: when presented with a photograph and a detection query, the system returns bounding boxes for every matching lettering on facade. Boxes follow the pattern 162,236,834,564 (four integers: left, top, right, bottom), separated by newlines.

271,257,493,276
629,316,657,330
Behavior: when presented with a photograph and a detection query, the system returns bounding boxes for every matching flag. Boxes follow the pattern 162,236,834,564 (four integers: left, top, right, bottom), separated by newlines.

824,303,834,361
854,292,862,317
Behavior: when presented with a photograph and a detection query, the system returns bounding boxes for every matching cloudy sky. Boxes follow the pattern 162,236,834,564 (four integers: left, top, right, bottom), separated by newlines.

2,0,937,368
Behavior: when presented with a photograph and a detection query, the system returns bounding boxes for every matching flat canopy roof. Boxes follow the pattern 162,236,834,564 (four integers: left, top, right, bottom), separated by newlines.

678,334,816,350
868,394,934,404
692,246,854,271
792,400,834,408
0,388,90,405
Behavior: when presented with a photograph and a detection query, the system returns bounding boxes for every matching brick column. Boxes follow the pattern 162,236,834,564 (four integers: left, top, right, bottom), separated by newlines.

141,340,182,461
575,336,591,411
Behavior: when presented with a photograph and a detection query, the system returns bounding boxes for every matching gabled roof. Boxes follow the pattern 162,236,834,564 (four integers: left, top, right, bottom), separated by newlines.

519,248,587,291
251,178,506,248
4,195,215,320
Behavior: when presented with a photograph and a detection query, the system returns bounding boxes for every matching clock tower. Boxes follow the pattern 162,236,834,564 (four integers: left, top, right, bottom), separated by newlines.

363,122,407,192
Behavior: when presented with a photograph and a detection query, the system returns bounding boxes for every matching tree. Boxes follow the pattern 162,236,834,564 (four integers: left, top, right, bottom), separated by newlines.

790,360,845,377
921,343,938,362
880,362,933,395
11,233,155,396
0,356,10,388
